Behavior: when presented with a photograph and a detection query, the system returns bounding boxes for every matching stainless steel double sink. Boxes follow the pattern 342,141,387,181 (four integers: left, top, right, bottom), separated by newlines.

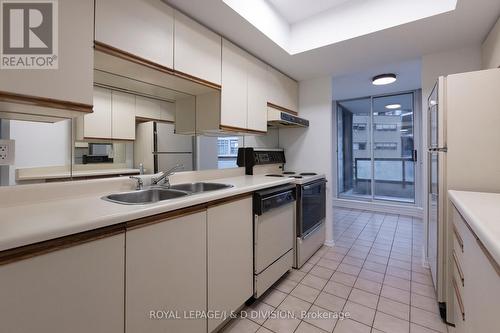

102,182,233,205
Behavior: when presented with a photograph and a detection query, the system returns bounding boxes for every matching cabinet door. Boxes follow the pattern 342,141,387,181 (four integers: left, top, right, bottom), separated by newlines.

247,54,268,132
267,66,298,113
174,11,222,85
160,100,176,122
135,96,161,120
0,234,125,333
112,91,136,140
221,39,248,130
0,0,93,105
95,0,174,68
207,197,253,331
83,87,112,139
285,76,299,112
126,211,207,333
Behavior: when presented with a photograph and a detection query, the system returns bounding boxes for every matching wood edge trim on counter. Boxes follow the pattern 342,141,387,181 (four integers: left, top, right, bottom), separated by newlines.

267,102,298,115
0,223,125,266
452,224,464,252
0,91,93,113
173,70,221,90
452,250,465,286
94,41,174,75
219,125,267,135
452,276,465,320
452,203,500,277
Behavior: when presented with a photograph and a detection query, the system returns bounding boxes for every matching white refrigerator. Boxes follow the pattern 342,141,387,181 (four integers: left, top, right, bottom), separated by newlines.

427,68,500,324
134,121,193,174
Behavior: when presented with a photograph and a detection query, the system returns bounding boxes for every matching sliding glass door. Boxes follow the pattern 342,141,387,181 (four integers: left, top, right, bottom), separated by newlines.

337,92,416,204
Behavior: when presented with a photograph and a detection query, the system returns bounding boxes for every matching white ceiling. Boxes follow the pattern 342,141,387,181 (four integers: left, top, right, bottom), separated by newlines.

267,0,352,24
165,0,500,80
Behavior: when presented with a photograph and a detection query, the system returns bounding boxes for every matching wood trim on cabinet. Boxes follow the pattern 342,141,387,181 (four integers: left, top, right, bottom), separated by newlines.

82,136,135,142
0,91,93,113
453,224,464,252
219,124,267,135
0,223,126,266
267,102,298,115
126,204,207,230
206,193,252,209
94,41,175,75
452,250,465,286
173,69,221,90
135,116,174,124
452,276,465,321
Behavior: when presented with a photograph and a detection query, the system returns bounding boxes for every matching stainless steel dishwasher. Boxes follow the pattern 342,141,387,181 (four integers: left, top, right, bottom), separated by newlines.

253,184,296,298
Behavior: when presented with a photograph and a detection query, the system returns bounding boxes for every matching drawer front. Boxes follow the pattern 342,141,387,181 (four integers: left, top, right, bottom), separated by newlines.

453,282,466,333
453,276,465,322
453,250,465,298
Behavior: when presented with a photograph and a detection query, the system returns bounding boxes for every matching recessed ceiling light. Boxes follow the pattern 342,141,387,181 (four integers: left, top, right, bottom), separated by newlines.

372,73,397,85
385,104,402,109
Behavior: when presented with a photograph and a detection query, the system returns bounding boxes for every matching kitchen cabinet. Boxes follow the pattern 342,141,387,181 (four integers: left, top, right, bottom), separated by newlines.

135,96,175,122
0,234,125,333
174,10,222,86
207,197,253,332
267,66,299,113
0,0,94,115
221,39,248,130
451,204,500,332
112,91,136,140
95,0,174,69
126,210,207,333
246,54,269,132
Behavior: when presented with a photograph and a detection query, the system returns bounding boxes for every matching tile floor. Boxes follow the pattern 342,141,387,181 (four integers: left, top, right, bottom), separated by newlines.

220,208,451,333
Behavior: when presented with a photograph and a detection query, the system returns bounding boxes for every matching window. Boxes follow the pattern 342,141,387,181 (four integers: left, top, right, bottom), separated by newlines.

217,137,240,169
353,142,367,150
353,123,366,131
374,142,398,150
374,124,397,131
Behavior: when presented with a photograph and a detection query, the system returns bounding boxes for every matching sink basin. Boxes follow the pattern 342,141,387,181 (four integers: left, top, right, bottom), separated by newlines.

103,188,188,205
169,182,233,193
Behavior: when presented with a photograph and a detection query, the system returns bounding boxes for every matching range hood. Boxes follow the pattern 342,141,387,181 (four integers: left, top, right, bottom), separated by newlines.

267,108,309,128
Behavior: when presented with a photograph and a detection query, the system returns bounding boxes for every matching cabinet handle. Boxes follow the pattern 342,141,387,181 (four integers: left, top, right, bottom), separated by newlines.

453,277,465,321
453,224,464,252
452,250,464,286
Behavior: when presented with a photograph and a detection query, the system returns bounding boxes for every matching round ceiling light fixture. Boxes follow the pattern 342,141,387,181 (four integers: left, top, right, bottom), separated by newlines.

385,104,402,109
372,73,397,85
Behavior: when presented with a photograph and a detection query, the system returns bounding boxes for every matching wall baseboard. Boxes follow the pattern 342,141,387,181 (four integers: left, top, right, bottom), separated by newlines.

333,198,424,218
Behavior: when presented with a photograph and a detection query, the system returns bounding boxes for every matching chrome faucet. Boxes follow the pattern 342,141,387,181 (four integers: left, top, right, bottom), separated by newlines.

151,164,184,187
130,176,144,190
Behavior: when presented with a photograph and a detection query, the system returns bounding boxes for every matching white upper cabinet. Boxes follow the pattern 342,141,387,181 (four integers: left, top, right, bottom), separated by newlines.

174,11,222,85
247,54,268,132
95,0,174,68
267,66,299,113
0,0,94,108
135,96,174,122
221,39,248,130
112,91,136,140
80,87,113,139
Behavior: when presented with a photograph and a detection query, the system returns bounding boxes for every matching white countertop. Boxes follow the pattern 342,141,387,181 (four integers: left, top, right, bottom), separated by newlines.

448,190,500,266
0,175,293,252
16,168,140,181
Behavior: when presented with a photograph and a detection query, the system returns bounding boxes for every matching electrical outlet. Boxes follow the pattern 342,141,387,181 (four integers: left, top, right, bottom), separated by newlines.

0,139,15,165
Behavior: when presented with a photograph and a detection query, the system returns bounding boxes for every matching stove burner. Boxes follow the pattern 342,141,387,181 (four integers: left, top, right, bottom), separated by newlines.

266,174,285,177
300,172,317,176
289,175,303,179
283,171,296,175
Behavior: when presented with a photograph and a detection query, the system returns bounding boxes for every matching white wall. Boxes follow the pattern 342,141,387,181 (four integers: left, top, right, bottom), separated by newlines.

244,128,279,148
482,16,500,69
279,76,334,245
196,136,219,170
420,45,481,257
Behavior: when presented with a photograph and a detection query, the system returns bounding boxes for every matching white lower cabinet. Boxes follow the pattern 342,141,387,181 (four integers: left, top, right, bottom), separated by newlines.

126,211,207,333
0,234,125,333
207,197,254,331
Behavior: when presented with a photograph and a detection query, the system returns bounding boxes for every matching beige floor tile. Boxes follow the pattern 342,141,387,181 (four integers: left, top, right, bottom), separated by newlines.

381,285,410,304
389,258,412,271
314,292,346,312
291,283,321,303
348,288,379,309
317,258,341,270
377,296,410,320
342,255,365,267
303,305,338,332
261,288,288,307
244,300,275,325
410,307,447,332
263,315,301,333
363,261,387,274
277,295,312,317
366,253,389,265
302,274,328,290
411,281,436,298
274,276,299,293
287,269,307,283
221,317,260,333
330,271,357,287
337,263,362,276
343,300,375,326
295,321,328,333
359,268,385,283
256,327,274,333
410,293,440,314
410,322,444,333
300,262,315,273
330,246,350,255
354,277,382,295
384,274,411,291
412,271,434,286
373,311,410,333
323,251,345,262
347,249,368,260
333,319,371,333
323,280,352,299
310,265,335,280
386,266,411,280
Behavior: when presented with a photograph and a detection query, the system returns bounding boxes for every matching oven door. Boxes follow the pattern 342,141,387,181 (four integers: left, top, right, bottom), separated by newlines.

298,179,326,237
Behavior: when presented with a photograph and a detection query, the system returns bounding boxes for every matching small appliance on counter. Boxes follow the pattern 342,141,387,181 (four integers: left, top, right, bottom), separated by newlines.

237,147,327,270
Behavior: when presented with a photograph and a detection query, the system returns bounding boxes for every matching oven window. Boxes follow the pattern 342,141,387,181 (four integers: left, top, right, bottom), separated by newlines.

301,181,326,235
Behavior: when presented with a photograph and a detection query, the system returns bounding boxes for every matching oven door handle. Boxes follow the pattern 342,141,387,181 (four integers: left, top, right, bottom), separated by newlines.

302,222,324,240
